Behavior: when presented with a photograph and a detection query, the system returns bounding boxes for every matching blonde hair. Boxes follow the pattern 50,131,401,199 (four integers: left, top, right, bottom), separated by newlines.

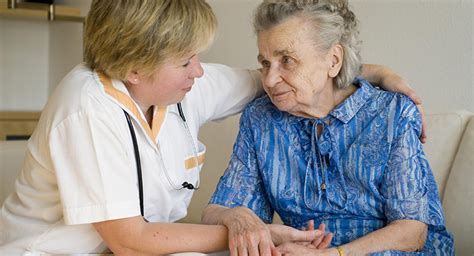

254,0,362,89
84,0,217,80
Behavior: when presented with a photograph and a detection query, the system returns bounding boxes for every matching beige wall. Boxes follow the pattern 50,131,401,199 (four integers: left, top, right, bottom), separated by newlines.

0,0,84,111
353,0,473,113
0,19,50,110
1,0,471,112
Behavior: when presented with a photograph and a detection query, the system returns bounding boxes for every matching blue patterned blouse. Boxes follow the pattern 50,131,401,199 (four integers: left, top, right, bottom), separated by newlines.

210,79,454,255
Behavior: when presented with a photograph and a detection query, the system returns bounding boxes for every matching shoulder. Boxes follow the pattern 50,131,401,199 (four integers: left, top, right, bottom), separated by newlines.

353,78,421,136
49,63,104,106
374,83,421,129
394,93,422,136
42,64,115,129
376,89,421,136
357,78,420,124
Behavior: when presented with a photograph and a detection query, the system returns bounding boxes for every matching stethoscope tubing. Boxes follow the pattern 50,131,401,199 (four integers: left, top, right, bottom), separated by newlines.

123,103,200,219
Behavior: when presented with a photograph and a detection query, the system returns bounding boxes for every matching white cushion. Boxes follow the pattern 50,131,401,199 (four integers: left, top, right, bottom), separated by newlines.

423,111,472,198
442,116,474,255
0,140,28,204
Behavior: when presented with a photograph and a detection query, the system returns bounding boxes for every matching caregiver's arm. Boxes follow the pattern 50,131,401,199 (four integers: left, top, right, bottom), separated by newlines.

360,64,419,102
93,216,229,255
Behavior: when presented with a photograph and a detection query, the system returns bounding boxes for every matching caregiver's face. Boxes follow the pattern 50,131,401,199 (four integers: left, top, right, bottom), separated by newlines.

257,16,334,114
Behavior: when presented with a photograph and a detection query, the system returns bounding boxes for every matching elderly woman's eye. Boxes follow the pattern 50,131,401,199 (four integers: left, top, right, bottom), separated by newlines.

282,56,294,64
261,60,271,68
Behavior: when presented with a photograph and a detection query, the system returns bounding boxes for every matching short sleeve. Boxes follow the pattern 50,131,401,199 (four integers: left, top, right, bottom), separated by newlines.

49,111,140,225
209,108,274,223
382,99,445,227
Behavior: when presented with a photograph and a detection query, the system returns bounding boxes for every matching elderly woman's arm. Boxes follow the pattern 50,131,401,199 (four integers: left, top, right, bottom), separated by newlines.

277,220,427,256
333,220,427,255
360,64,419,103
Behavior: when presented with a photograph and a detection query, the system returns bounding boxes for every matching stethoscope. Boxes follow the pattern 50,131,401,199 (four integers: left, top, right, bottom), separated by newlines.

123,102,200,218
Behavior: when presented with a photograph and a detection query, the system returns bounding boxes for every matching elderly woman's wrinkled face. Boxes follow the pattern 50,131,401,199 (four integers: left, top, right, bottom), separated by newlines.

257,16,338,114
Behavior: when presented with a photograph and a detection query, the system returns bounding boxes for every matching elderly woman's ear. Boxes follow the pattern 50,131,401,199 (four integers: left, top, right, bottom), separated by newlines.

328,44,344,78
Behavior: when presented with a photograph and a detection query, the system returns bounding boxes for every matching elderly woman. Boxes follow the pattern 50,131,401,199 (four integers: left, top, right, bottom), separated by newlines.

203,0,453,255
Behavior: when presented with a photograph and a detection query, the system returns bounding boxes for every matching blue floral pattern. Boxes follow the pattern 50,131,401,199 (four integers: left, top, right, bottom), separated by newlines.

210,78,454,255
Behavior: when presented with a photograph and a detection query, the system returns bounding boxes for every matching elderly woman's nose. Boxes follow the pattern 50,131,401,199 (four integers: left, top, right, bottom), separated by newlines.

263,66,282,87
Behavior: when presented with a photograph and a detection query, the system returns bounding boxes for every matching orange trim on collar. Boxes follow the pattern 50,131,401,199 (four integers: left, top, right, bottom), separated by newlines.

97,72,166,142
152,107,166,140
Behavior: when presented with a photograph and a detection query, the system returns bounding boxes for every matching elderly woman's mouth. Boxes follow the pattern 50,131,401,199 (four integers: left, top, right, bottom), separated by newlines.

272,91,291,101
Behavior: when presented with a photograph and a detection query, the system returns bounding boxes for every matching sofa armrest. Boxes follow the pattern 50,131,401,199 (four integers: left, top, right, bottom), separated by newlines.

442,116,474,255
423,110,473,198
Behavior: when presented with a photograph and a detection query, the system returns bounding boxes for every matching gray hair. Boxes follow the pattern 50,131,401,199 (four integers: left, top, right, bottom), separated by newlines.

254,0,362,89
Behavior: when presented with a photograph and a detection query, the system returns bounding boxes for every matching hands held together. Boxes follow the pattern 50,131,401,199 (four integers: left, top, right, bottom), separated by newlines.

222,207,335,256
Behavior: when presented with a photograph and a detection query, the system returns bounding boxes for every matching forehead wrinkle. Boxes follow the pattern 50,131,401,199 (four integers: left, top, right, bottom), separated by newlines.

258,21,302,59
273,49,294,57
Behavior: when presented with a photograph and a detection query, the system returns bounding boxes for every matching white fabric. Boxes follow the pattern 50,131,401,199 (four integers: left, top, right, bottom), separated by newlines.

0,141,28,204
442,116,474,255
0,63,260,255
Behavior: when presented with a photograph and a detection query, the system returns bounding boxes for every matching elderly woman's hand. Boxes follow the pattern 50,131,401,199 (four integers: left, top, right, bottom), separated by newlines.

267,223,330,248
361,64,427,143
218,207,328,256
220,206,275,256
303,220,333,249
